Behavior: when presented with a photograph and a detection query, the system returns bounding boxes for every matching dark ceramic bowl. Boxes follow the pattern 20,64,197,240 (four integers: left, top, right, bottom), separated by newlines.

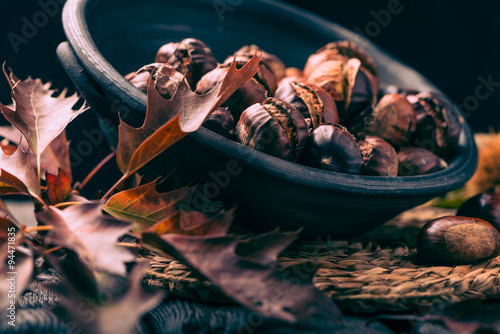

57,0,477,238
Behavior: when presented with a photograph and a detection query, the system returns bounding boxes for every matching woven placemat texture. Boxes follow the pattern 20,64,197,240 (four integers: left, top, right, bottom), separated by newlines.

144,206,500,313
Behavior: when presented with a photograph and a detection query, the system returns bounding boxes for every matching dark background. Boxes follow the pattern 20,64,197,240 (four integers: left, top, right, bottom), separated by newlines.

0,0,499,183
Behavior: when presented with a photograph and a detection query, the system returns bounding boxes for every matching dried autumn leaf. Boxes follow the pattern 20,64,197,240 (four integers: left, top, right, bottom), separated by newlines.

146,207,234,236
0,146,41,201
115,55,261,178
0,68,85,176
103,180,194,228
46,168,73,205
143,229,339,328
37,202,135,275
0,126,71,178
47,255,164,334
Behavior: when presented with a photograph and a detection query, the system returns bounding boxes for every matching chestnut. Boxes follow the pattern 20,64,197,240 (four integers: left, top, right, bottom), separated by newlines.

155,38,218,89
350,93,416,148
227,45,286,82
196,61,276,121
202,107,236,140
359,136,398,177
299,124,362,174
306,60,344,111
406,92,463,156
303,40,377,79
235,98,309,161
125,63,184,99
417,216,500,265
222,56,278,96
342,58,378,120
274,80,339,130
457,193,500,230
397,147,447,176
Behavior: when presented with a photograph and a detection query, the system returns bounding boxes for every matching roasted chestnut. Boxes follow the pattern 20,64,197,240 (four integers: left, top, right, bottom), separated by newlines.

202,107,236,140
457,193,500,230
417,216,500,265
222,56,278,96
303,40,377,79
397,147,447,176
342,58,378,119
359,136,398,177
299,124,362,174
350,93,416,148
125,63,184,99
155,38,218,89
274,81,338,130
235,98,309,161
228,45,286,82
307,60,345,109
406,92,463,156
197,61,276,121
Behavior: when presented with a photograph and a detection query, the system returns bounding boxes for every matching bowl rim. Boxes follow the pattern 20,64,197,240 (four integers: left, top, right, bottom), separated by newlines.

61,0,477,197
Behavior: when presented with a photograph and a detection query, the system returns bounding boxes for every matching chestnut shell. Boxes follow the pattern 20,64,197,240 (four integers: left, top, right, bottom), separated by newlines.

155,38,218,89
125,63,184,99
202,107,236,140
235,98,309,161
275,80,339,130
417,216,500,265
359,136,398,177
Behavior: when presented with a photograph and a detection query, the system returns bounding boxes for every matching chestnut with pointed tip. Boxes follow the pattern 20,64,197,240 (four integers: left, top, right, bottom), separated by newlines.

417,216,500,265
235,98,309,161
155,38,218,89
407,92,463,156
351,93,417,148
299,124,362,174
359,136,398,177
303,40,377,78
457,193,500,230
275,81,339,130
125,63,184,99
202,107,236,140
397,147,447,176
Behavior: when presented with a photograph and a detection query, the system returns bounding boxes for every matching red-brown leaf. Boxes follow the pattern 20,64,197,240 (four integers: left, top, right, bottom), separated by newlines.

103,180,195,228
0,127,71,178
46,168,73,205
0,69,84,174
143,229,340,327
0,146,41,201
146,207,234,236
116,55,261,176
37,203,135,275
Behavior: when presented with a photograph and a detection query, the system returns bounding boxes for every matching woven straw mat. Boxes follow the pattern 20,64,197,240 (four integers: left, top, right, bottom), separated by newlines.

143,206,500,313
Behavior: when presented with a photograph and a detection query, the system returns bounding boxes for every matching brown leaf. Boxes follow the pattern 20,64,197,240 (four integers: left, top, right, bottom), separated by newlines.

146,207,234,236
116,55,261,176
0,68,84,175
0,146,41,201
0,127,71,178
143,229,340,327
46,168,73,205
103,180,195,228
37,202,135,275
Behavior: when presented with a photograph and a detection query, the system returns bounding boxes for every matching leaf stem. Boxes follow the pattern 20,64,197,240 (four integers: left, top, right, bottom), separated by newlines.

53,202,84,209
36,155,41,181
78,151,116,191
102,174,128,201
24,225,53,233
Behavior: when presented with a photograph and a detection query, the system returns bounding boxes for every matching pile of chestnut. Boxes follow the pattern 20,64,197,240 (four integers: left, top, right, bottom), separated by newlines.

125,38,463,177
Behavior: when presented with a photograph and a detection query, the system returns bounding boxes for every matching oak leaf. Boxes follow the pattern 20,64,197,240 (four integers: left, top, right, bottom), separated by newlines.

116,55,261,177
143,229,340,328
0,145,41,201
46,167,73,205
103,180,195,228
0,69,84,176
37,202,135,275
